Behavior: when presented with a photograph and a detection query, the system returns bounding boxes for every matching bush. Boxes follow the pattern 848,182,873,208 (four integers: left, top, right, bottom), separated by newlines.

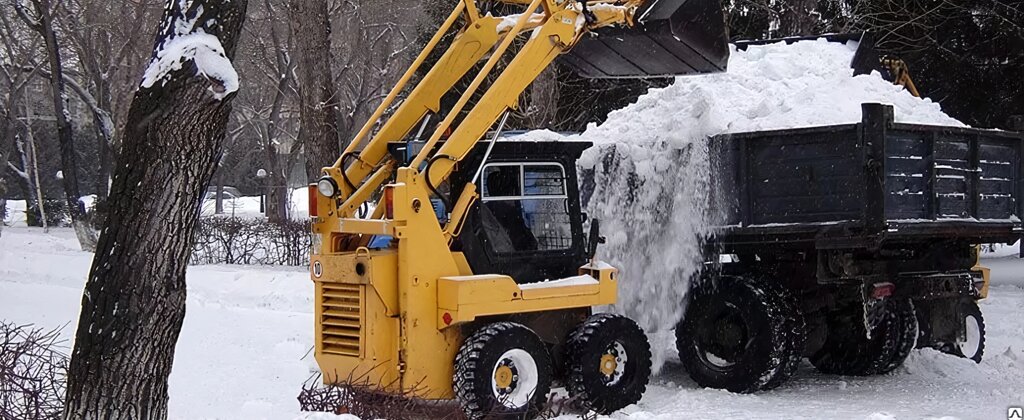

26,200,70,228
192,217,311,266
85,199,108,230
297,374,587,420
0,322,68,420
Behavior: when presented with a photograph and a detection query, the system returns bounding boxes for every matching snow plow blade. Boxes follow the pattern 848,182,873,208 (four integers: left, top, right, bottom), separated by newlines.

560,0,730,78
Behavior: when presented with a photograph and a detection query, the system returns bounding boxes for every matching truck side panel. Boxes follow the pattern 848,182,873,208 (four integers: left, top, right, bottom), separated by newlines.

712,104,1023,249
717,125,863,226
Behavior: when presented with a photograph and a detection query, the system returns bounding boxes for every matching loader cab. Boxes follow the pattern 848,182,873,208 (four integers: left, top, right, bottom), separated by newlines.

389,137,592,284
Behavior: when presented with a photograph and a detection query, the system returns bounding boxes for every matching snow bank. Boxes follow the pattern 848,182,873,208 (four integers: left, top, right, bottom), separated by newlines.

525,38,965,371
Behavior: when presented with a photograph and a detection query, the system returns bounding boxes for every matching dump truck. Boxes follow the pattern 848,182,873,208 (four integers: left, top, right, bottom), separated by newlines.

583,104,1022,394
674,102,1023,393
306,0,729,418
571,32,1022,394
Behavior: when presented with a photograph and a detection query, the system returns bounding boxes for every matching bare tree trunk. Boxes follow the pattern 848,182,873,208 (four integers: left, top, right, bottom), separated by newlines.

16,0,98,249
23,101,48,232
215,174,224,215
61,1,247,418
0,151,5,236
9,133,43,228
265,12,293,223
0,100,7,235
288,0,340,181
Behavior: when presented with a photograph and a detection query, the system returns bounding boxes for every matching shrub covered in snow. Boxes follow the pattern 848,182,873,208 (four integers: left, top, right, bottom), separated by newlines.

25,200,70,228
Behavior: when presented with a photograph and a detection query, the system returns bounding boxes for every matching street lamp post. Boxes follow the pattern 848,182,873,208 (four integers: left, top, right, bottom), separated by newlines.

256,168,267,214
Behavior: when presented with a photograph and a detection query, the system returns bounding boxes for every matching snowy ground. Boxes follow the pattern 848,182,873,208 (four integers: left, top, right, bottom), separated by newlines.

2,226,1023,420
0,227,315,420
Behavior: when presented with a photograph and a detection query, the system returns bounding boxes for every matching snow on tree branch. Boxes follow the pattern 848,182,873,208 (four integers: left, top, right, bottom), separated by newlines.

141,0,240,100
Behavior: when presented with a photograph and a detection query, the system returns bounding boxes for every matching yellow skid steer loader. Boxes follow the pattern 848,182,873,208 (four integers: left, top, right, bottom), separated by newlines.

306,0,728,417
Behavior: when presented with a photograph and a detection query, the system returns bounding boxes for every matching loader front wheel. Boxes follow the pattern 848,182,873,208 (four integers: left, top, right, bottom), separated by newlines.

565,313,652,414
454,322,552,420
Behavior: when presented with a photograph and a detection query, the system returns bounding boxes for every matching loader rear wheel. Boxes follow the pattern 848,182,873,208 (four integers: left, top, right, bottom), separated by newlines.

810,298,918,376
565,313,652,414
676,275,793,393
454,322,552,420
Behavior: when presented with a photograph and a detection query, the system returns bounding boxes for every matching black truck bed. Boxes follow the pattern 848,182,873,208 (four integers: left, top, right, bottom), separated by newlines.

711,103,1024,251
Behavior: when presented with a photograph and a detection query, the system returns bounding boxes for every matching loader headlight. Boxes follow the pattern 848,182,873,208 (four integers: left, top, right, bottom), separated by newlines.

317,177,338,197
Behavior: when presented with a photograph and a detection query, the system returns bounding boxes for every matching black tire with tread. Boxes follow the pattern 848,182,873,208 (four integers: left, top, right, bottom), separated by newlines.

676,275,795,393
565,313,652,414
810,298,918,376
761,280,807,390
454,322,552,420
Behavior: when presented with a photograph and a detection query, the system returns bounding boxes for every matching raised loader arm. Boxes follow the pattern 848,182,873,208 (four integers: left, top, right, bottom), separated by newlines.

320,1,641,219
312,0,728,248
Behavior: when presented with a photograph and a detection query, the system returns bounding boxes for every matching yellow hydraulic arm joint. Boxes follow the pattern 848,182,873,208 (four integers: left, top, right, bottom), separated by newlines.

882,57,921,98
322,0,646,222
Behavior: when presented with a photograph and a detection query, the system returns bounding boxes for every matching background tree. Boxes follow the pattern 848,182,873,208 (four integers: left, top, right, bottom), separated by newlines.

1,4,47,226
851,0,1024,129
287,0,339,181
62,0,248,417
232,0,298,222
53,0,160,204
14,0,98,250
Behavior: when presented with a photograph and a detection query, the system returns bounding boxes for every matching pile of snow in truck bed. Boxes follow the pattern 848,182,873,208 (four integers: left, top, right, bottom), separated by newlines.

528,38,966,371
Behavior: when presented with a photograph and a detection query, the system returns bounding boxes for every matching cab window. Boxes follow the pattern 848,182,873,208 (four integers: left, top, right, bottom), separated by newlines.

480,163,572,252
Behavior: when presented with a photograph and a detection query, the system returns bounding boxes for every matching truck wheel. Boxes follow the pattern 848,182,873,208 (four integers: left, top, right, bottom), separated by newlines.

565,313,652,414
946,299,985,363
454,322,552,420
676,275,792,393
810,298,917,376
763,280,807,390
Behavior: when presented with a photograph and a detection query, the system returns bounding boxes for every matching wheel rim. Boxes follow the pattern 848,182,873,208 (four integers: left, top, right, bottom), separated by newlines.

694,301,748,370
959,314,981,358
598,341,628,386
491,349,539,408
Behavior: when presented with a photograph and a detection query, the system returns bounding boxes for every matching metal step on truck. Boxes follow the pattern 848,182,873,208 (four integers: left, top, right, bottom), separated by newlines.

666,103,1023,393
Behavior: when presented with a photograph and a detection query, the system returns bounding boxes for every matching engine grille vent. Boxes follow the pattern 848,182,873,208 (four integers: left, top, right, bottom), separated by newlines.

320,283,362,357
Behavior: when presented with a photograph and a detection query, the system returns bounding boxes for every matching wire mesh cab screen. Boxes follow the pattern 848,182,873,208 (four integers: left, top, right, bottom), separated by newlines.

479,163,572,252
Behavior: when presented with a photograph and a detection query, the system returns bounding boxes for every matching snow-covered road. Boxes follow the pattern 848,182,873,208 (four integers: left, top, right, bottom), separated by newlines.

2,227,1022,419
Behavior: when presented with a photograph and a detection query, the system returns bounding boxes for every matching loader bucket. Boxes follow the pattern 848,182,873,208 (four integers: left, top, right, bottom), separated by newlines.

560,0,730,78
